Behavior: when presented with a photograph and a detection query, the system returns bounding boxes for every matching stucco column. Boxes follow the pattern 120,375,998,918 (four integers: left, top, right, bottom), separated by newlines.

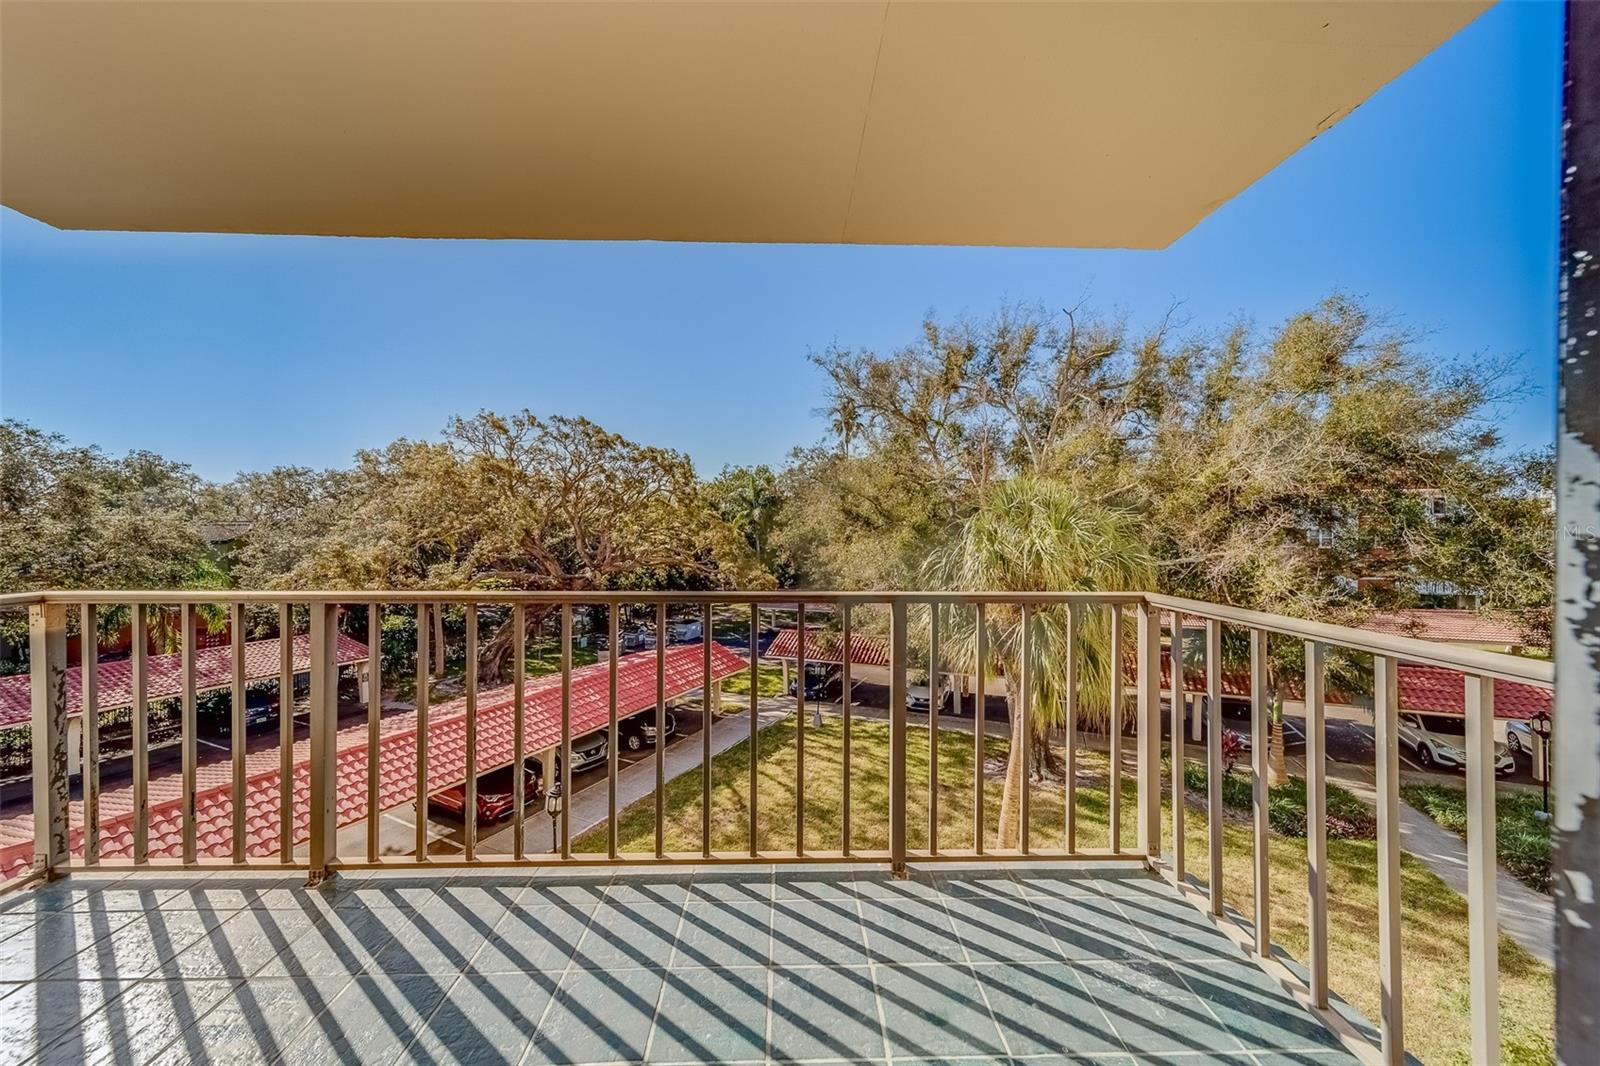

1556,4,1600,1056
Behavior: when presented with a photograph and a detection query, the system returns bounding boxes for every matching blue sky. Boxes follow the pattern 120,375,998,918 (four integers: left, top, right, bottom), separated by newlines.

0,1,1564,483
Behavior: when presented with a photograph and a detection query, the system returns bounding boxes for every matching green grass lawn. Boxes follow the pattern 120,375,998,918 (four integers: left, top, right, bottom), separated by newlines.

525,640,599,678
577,717,1554,1066
1400,781,1553,894
719,664,785,701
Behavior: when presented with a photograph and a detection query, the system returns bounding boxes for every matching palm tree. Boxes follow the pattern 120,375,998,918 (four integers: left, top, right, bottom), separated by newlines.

924,476,1154,849
724,470,781,569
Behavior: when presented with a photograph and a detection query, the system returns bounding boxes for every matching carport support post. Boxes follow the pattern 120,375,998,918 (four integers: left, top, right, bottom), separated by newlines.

1556,2,1600,1058
539,745,558,852
306,603,339,884
29,601,68,879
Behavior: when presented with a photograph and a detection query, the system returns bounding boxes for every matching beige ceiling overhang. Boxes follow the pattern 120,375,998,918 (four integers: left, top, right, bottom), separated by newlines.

0,1,1488,248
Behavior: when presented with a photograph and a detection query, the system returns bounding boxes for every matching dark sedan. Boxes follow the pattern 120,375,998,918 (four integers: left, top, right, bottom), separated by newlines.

429,757,543,825
617,711,677,752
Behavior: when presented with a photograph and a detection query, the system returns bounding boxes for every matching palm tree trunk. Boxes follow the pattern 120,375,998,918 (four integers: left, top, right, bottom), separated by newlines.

1268,691,1289,787
996,703,1025,849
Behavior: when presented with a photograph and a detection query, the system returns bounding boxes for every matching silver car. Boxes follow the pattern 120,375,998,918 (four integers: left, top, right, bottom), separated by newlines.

1397,713,1514,775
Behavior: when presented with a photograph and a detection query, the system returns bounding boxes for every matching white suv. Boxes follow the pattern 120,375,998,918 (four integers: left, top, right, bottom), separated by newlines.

1397,713,1515,775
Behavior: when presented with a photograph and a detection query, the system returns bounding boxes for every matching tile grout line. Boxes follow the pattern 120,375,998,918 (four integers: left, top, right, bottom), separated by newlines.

12,868,1356,1066
1148,894,1254,1057
762,937,776,1066
518,874,609,1066
29,889,258,1064
952,884,1017,1064
637,885,694,1063
855,892,894,1066
1029,881,1136,1062
196,898,351,1062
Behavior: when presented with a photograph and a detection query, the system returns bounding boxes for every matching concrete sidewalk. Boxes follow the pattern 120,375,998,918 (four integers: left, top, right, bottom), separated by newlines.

486,694,794,854
1321,762,1555,966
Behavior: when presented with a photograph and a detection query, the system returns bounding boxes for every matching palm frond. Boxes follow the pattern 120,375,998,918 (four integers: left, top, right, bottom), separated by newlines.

920,476,1154,730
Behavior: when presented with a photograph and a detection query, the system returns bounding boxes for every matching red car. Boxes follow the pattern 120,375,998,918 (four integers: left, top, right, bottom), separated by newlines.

428,757,544,825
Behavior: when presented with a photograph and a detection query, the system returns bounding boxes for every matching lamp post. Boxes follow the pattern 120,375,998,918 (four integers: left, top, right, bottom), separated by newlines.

545,781,564,850
1531,711,1552,816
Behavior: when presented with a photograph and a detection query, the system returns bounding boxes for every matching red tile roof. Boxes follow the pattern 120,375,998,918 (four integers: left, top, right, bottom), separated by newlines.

0,634,370,728
1360,609,1529,646
766,628,890,668
1395,664,1551,721
0,641,748,879
1152,648,1548,720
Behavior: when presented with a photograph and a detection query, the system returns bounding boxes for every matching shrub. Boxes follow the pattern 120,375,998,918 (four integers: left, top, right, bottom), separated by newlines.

1179,760,1375,840
1267,775,1376,840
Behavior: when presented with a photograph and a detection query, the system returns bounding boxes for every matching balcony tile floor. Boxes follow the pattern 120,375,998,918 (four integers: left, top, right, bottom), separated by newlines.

0,863,1360,1066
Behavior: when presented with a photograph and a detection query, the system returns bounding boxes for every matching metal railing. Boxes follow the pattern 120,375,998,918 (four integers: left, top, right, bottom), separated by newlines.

1,588,1554,1066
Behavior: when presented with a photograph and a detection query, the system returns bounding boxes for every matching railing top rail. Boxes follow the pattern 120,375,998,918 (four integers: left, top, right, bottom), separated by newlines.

21,589,1145,607
1146,593,1552,688
9,587,1549,687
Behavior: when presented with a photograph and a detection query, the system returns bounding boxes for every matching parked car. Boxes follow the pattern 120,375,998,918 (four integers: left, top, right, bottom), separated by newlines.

429,756,544,825
1397,713,1515,775
242,688,279,729
1505,719,1546,758
617,710,677,751
563,729,610,772
907,684,953,714
787,664,841,702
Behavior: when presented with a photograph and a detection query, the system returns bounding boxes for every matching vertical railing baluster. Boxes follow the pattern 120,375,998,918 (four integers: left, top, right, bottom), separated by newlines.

132,604,149,864
748,603,759,858
654,601,665,859
889,598,908,876
414,603,430,861
1465,672,1501,1065
1109,604,1123,853
1374,654,1404,1062
28,601,68,878
365,602,381,864
464,604,478,862
974,603,986,855
1304,638,1329,1008
307,602,338,883
928,601,940,855
609,603,620,860
564,602,575,860
1206,618,1223,916
231,602,246,863
794,603,805,857
1169,613,1185,883
1136,600,1160,859
841,603,853,855
1065,603,1078,853
513,603,526,861
181,605,197,864
280,604,295,864
1019,604,1032,854
81,603,100,866
1250,628,1271,957
702,602,713,859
